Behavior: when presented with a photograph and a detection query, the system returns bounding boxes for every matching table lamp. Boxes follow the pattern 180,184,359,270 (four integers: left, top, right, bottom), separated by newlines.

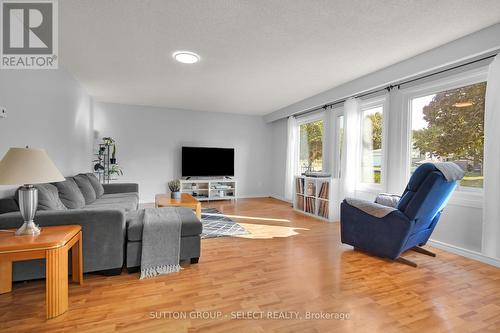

0,147,65,235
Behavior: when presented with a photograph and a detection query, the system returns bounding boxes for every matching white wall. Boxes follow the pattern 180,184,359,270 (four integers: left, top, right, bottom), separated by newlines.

270,118,287,200
0,69,93,198
94,102,273,203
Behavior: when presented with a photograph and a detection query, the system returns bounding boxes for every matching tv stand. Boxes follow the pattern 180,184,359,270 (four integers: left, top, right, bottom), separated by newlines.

179,178,237,201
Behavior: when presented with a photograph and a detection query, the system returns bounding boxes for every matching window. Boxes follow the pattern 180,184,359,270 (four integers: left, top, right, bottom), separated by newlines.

410,81,486,189
298,119,324,173
360,105,383,184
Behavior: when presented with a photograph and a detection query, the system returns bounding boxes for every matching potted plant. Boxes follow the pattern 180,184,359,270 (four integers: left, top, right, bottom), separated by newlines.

108,165,123,179
110,144,117,164
102,137,115,146
93,162,104,171
168,179,181,199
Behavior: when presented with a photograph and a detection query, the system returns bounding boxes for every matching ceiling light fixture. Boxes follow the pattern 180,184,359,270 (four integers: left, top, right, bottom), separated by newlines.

453,101,474,108
173,51,200,64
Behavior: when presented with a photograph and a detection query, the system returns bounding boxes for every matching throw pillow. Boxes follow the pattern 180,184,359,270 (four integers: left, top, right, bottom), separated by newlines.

0,198,19,214
35,183,67,210
73,174,97,204
53,178,86,209
84,173,104,198
375,193,401,208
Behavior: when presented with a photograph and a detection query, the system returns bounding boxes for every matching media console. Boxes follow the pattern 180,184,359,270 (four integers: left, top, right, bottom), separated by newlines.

179,178,237,201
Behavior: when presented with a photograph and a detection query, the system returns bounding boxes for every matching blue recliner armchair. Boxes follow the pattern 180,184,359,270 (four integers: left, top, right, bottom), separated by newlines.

340,163,461,267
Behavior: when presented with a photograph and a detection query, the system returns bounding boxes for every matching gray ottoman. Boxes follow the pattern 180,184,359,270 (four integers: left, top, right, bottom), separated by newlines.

126,207,202,272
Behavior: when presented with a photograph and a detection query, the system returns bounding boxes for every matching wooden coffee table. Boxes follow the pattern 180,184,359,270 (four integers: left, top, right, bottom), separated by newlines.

0,225,83,319
155,193,202,220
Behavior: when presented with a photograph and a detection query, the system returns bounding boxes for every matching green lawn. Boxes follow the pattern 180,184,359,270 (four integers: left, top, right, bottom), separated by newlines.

461,172,483,188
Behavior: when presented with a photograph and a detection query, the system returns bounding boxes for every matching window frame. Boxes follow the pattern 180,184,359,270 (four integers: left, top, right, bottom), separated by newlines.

295,112,326,174
400,66,488,204
331,107,344,179
356,95,388,192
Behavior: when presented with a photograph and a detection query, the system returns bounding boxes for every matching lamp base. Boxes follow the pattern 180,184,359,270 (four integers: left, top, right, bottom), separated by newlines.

15,221,41,236
17,186,40,236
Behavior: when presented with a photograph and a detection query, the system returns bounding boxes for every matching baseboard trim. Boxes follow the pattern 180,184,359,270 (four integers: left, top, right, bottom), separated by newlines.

236,194,270,199
269,195,292,203
428,239,500,268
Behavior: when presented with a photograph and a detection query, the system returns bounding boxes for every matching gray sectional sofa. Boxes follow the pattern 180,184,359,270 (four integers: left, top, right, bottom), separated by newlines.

0,173,202,281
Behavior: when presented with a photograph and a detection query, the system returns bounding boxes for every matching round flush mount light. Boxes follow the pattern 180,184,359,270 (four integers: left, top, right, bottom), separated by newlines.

173,51,200,64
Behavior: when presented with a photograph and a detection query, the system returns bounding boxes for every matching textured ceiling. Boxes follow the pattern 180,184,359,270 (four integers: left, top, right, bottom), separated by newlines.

60,0,500,115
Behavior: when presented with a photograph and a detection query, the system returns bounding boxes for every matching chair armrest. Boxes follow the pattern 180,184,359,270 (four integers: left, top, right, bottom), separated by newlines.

340,200,413,259
103,183,138,194
0,209,126,272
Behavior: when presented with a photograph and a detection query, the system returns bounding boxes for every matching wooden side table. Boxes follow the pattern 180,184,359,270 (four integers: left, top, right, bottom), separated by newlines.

155,193,202,220
0,225,83,319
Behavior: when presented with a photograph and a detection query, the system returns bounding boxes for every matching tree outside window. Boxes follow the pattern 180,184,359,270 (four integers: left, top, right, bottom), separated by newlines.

361,106,383,183
299,120,323,173
411,82,486,188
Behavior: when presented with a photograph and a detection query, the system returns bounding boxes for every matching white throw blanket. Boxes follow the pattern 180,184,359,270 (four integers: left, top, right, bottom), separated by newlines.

140,208,182,279
434,162,465,182
345,198,397,218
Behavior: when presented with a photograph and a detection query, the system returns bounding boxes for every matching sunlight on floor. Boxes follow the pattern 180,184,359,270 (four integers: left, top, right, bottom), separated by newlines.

202,213,290,223
233,222,309,239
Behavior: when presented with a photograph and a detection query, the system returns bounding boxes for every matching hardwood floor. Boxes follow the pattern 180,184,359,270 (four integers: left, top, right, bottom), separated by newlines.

1,198,500,332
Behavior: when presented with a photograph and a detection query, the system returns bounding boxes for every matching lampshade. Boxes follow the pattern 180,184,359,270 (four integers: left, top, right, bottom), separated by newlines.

0,147,65,185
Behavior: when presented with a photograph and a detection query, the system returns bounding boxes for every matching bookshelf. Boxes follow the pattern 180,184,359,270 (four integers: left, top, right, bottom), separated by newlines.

293,176,335,222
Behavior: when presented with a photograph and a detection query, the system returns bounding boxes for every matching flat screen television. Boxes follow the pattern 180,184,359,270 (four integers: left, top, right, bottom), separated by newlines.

182,147,234,177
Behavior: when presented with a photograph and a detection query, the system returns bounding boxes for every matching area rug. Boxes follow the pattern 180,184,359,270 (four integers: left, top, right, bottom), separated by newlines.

201,208,250,239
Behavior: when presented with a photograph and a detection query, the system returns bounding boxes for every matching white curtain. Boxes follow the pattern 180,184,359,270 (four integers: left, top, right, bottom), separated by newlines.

340,98,361,199
284,116,298,202
482,55,500,259
360,110,374,183
384,88,407,194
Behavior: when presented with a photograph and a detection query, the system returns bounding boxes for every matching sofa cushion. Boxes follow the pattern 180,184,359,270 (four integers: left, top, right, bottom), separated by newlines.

84,194,138,212
83,201,136,212
53,178,86,209
84,173,104,198
0,198,19,214
126,209,145,241
35,184,67,211
73,175,97,204
98,193,139,209
100,192,139,200
126,207,202,242
177,207,203,236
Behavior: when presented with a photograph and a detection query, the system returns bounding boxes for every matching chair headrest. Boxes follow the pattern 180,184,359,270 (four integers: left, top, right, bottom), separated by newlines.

407,163,440,191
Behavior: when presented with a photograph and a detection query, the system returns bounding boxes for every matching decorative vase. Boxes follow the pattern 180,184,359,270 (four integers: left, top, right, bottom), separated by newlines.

171,191,181,199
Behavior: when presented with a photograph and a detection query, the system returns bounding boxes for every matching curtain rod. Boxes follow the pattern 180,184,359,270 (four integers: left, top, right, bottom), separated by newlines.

293,53,497,118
